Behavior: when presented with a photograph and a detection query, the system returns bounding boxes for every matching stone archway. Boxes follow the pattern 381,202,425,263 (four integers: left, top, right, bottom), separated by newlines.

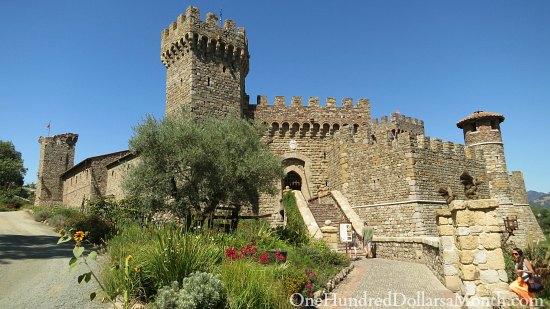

282,154,313,200
284,171,302,191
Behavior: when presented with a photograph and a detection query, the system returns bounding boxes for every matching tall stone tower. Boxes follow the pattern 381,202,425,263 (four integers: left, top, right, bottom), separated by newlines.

160,6,249,119
35,133,78,206
457,111,512,204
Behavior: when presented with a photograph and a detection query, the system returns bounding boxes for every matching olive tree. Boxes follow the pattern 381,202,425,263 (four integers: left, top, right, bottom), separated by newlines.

124,115,282,228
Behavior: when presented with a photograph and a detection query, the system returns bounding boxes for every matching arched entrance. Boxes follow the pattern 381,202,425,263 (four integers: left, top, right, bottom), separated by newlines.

284,171,302,191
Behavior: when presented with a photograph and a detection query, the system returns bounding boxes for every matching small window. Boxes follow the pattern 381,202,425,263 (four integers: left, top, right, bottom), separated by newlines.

207,77,210,86
491,120,499,130
222,66,226,73
471,123,477,132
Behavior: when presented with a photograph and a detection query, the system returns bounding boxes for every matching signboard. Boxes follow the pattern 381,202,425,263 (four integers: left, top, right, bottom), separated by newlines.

339,223,352,242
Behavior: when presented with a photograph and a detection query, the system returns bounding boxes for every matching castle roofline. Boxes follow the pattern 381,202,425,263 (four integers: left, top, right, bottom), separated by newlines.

106,152,137,169
61,150,130,179
456,111,504,129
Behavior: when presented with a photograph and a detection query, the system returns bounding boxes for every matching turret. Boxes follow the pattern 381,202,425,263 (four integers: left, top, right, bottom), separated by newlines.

457,111,510,203
160,6,249,119
35,133,78,206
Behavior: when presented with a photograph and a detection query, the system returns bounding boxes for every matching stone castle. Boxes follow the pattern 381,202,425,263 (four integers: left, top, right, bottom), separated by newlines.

35,6,544,247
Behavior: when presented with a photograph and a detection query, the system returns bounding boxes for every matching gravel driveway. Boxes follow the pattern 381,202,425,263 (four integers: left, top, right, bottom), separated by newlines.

0,210,108,309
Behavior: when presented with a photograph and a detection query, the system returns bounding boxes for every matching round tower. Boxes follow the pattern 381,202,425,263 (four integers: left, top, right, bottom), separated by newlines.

160,6,249,120
35,133,78,206
457,111,511,203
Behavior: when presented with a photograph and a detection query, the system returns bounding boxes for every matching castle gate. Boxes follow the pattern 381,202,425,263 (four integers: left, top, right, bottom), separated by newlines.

283,171,302,191
282,154,313,200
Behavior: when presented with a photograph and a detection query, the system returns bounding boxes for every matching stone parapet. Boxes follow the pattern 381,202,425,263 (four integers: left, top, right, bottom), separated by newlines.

373,236,443,283
436,199,515,308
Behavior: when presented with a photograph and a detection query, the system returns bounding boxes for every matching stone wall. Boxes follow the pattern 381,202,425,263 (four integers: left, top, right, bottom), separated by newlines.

61,151,129,207
62,166,92,208
35,133,78,206
105,155,140,200
373,236,443,283
509,171,529,205
161,6,249,119
409,135,490,201
436,199,516,306
353,202,447,237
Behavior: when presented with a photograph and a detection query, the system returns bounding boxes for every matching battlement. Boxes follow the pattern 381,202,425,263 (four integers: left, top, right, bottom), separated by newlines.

38,133,78,147
413,134,486,161
371,113,424,127
160,6,248,69
252,96,371,129
255,96,370,108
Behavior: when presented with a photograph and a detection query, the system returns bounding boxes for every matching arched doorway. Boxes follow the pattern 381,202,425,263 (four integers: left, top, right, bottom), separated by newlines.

284,171,302,191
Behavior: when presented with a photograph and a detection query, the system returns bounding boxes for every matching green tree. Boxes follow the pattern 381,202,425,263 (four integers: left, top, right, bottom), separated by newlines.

124,115,282,228
0,141,26,189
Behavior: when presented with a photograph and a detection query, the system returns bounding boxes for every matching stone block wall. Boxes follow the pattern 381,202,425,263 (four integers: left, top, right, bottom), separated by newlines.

61,151,129,208
105,155,140,200
353,203,424,237
373,237,443,283
509,171,529,205
62,167,92,208
437,199,515,305
328,130,414,207
408,135,490,201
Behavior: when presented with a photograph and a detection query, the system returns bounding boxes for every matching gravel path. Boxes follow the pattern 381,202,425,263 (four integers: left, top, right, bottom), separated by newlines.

318,258,459,309
0,210,108,309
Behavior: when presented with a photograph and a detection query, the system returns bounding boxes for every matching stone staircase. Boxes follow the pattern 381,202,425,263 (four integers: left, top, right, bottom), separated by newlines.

307,195,365,257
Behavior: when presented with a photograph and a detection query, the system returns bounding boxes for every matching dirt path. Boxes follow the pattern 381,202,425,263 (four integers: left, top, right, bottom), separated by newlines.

0,210,107,309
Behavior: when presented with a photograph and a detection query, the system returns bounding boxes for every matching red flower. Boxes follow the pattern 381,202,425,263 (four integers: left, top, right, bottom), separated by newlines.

258,253,269,264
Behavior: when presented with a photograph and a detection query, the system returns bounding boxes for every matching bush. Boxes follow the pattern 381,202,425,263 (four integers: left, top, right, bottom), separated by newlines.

88,197,151,226
34,210,51,222
66,214,113,245
140,226,222,287
155,272,227,309
48,214,68,229
274,192,309,246
218,260,288,309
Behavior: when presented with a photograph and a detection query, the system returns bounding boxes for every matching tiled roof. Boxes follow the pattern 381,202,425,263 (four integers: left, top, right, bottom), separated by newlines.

456,111,504,128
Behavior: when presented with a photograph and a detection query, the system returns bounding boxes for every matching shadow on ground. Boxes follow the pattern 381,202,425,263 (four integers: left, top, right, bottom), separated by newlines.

0,235,73,264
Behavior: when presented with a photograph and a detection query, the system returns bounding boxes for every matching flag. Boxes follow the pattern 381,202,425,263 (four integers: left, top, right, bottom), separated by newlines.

45,121,50,129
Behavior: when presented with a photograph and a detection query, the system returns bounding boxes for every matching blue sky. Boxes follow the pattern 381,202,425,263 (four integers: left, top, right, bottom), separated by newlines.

0,0,549,192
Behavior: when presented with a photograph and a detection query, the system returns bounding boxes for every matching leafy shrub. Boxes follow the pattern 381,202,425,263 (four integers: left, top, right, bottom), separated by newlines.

66,214,113,245
155,272,227,309
284,270,308,297
218,260,288,309
34,210,51,222
88,197,151,226
524,240,550,299
274,192,309,245
140,226,222,287
48,214,68,229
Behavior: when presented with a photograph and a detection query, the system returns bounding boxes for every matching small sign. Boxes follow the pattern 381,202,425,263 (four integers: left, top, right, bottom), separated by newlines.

340,223,351,242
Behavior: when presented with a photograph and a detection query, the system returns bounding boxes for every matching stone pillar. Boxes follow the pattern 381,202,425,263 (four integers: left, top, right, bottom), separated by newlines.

436,199,516,308
320,220,339,251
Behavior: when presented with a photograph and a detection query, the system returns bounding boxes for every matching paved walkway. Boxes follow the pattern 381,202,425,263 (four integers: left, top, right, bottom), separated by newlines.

0,210,106,309
318,258,460,309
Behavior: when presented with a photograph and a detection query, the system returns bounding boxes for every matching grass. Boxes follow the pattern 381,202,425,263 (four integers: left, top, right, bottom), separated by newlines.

101,219,349,307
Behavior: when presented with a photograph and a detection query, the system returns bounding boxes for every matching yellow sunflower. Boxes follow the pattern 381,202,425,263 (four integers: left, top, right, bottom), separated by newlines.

73,231,85,242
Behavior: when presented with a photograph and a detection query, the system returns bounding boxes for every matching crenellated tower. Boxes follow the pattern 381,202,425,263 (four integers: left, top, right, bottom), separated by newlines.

35,133,78,206
160,6,249,119
457,111,511,204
